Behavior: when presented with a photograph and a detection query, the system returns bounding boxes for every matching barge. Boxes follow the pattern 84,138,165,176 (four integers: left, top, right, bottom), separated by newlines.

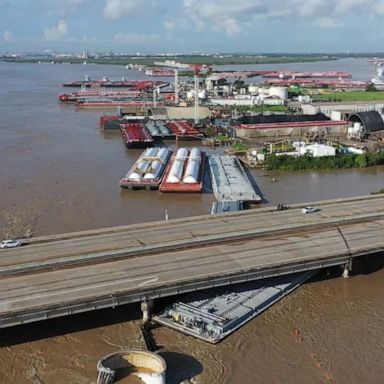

63,78,169,90
208,155,261,203
119,147,171,190
144,120,175,139
58,90,143,103
76,100,161,109
153,270,317,343
165,120,203,140
160,148,205,193
120,122,153,148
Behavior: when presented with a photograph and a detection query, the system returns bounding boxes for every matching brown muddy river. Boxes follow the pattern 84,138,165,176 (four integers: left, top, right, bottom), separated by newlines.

0,61,383,383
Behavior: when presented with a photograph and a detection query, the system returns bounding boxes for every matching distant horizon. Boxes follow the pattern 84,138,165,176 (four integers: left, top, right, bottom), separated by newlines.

2,51,384,57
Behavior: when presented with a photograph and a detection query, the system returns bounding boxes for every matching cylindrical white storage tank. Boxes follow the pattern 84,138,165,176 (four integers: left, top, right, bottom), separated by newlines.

269,86,288,100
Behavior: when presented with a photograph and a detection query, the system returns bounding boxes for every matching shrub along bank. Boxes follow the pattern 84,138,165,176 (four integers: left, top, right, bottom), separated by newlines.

264,152,384,171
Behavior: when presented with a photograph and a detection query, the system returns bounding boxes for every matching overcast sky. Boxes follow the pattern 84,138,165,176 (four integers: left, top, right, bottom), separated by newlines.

1,0,384,53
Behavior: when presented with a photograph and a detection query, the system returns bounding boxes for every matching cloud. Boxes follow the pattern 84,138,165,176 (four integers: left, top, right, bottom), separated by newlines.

113,32,159,44
104,0,157,20
3,29,13,41
43,20,69,41
182,0,384,34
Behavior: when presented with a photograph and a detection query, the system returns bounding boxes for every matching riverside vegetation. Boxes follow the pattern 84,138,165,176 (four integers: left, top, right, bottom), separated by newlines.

264,152,384,171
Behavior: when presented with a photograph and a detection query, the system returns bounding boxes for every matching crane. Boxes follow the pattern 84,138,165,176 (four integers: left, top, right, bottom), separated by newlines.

154,60,211,124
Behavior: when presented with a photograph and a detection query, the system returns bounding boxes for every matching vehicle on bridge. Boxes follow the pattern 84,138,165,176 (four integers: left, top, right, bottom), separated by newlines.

0,239,22,249
302,206,320,214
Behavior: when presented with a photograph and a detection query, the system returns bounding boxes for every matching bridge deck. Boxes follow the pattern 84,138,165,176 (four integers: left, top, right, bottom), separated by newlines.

0,195,384,328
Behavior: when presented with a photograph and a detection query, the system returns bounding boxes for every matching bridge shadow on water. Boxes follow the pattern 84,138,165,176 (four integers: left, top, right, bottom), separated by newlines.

308,251,384,284
0,302,143,348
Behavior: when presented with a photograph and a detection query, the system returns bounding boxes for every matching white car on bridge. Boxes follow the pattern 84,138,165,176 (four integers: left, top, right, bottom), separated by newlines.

302,206,320,214
0,239,22,249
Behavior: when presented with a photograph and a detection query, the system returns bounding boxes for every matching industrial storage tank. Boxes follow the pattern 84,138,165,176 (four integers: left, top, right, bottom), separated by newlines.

348,111,384,132
269,86,288,100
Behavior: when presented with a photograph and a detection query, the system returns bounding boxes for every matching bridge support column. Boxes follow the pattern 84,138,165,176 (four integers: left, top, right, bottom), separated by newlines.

141,299,154,324
342,258,352,279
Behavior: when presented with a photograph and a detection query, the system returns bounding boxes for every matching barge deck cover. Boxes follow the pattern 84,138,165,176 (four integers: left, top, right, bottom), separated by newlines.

120,147,171,189
208,155,261,203
154,270,316,343
160,148,205,193
120,123,153,148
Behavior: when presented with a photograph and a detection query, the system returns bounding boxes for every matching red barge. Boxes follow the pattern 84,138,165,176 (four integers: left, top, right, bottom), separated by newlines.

160,148,205,193
120,122,153,148
165,120,203,140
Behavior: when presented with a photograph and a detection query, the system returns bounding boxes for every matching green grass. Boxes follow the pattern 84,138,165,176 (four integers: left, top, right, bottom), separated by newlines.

315,91,384,102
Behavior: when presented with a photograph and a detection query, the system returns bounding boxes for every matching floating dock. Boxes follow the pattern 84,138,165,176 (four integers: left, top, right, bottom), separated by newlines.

119,147,171,190
208,155,261,203
160,148,205,193
153,270,317,343
120,123,154,148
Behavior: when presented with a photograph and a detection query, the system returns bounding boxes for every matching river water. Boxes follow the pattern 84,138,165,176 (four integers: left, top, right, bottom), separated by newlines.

0,59,383,384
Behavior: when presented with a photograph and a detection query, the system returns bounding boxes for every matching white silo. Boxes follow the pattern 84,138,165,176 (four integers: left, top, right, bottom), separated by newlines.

269,87,288,100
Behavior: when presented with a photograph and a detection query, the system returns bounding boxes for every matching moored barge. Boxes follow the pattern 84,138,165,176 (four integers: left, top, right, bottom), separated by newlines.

120,122,153,148
119,147,171,190
160,147,205,193
165,120,203,140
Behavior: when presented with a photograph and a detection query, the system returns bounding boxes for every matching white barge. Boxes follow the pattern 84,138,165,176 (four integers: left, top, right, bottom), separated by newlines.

119,147,171,190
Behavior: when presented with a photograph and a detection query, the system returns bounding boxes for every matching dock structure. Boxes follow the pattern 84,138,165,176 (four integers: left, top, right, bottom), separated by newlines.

208,155,261,204
153,270,316,343
0,195,384,328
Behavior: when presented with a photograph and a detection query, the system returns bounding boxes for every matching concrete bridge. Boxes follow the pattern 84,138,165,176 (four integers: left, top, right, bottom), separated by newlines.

1,194,384,328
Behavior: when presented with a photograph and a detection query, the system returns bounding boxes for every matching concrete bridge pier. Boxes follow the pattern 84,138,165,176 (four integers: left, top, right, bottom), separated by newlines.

342,258,353,279
141,299,154,323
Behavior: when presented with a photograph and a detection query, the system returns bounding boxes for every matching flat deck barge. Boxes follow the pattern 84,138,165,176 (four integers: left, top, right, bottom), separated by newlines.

119,147,171,190
62,79,169,90
165,120,203,140
76,100,161,109
120,123,153,148
208,155,261,203
160,148,205,193
153,270,316,343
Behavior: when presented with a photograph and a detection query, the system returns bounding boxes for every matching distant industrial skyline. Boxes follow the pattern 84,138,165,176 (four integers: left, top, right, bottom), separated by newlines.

1,0,384,53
